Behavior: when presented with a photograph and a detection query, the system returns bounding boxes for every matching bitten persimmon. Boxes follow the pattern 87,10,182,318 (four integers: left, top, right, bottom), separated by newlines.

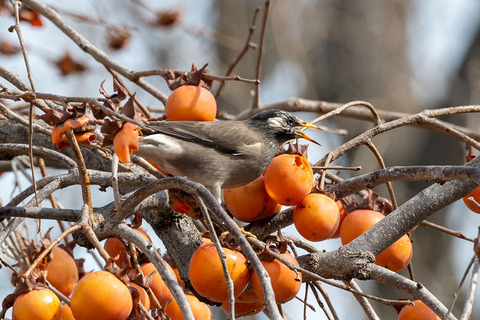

70,271,133,320
264,154,313,206
141,262,174,307
12,288,61,320
397,300,440,320
165,294,212,320
463,187,480,213
166,85,216,121
293,193,340,241
188,242,250,303
250,252,302,304
224,175,281,222
113,122,140,163
340,209,413,272
104,228,151,267
46,247,79,297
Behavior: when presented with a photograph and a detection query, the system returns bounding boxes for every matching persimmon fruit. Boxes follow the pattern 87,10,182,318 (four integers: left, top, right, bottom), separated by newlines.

221,289,265,317
46,247,79,297
61,303,75,320
129,282,150,312
188,242,250,303
293,193,340,241
141,262,174,307
166,85,216,121
463,187,480,213
331,200,349,238
70,271,133,320
340,209,413,272
397,300,440,320
264,154,313,206
12,288,61,320
165,294,212,320
224,175,281,222
250,251,302,304
104,228,151,267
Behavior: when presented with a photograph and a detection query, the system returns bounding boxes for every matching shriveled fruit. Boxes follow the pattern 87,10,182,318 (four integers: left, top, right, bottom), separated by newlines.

293,193,340,241
463,187,480,213
70,271,132,320
250,252,302,304
331,200,349,238
141,262,174,307
264,154,313,206
340,209,413,272
165,294,212,320
46,247,79,297
188,242,250,303
104,228,151,267
113,122,140,163
224,175,281,222
166,85,216,121
12,288,61,320
61,303,75,320
398,300,440,320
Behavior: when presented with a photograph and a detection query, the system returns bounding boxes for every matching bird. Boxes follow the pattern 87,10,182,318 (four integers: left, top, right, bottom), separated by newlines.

134,109,320,201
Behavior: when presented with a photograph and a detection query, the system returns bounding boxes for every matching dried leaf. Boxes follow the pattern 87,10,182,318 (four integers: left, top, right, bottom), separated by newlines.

152,9,180,27
161,63,213,91
54,51,87,76
106,27,130,50
0,40,20,55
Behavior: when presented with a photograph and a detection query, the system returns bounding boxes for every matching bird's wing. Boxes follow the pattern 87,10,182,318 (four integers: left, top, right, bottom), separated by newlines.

145,121,262,156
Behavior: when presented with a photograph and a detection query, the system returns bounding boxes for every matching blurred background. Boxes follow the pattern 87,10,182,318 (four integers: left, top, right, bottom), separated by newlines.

2,0,480,318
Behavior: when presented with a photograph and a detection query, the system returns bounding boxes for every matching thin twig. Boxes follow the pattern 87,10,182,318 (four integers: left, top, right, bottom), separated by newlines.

251,0,270,110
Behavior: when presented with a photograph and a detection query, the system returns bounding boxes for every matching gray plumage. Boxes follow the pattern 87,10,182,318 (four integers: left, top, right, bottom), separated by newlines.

134,109,317,199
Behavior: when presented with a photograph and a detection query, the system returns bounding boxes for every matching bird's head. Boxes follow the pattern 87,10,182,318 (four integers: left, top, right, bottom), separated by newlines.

248,109,320,145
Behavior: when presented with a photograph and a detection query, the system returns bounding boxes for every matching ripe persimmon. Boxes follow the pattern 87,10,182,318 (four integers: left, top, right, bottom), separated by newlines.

188,242,250,303
113,122,140,163
264,154,313,206
463,187,480,213
293,193,340,241
12,288,61,320
46,247,79,297
224,175,281,222
61,303,75,320
221,289,265,317
104,228,151,267
340,209,413,272
70,271,133,320
250,252,302,304
331,200,349,238
221,299,265,317
165,294,212,320
141,262,174,307
129,282,150,312
166,85,216,121
398,300,440,320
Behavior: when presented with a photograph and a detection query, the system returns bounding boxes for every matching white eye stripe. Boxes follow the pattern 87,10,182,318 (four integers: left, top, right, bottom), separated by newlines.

267,117,285,128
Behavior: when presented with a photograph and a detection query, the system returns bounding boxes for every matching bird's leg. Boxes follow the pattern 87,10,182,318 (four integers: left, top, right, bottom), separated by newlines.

211,185,222,203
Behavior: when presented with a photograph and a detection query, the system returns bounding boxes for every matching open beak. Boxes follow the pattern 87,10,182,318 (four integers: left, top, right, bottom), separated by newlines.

295,121,321,145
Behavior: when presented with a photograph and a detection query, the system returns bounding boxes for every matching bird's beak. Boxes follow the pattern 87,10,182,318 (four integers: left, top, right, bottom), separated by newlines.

295,121,321,145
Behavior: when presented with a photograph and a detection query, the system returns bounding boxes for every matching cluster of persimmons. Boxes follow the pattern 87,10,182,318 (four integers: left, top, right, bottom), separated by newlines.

11,83,480,319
